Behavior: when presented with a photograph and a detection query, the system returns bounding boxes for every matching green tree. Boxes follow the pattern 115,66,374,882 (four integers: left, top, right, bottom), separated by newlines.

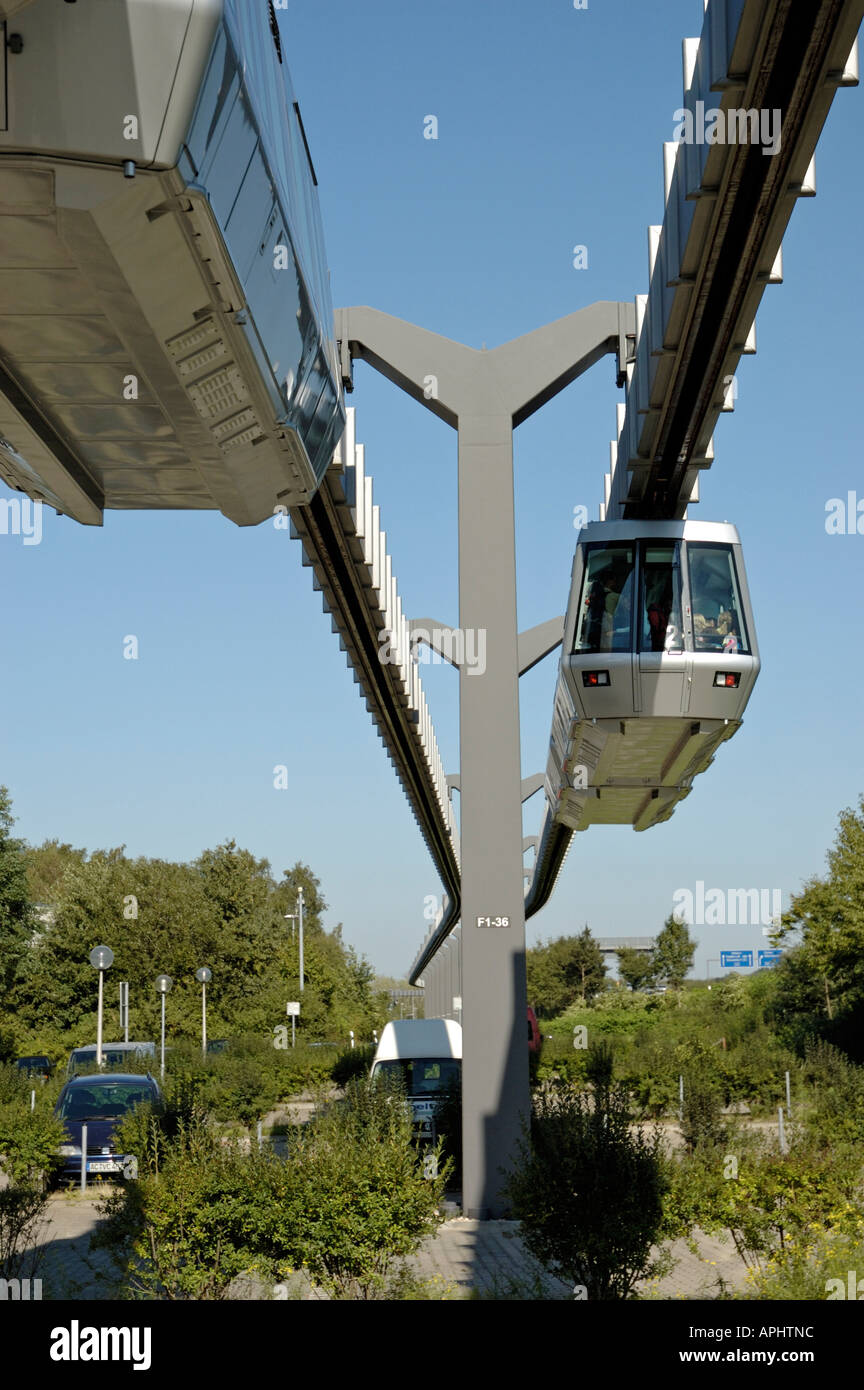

23,839,87,905
15,837,382,1049
527,929,607,1017
0,787,34,1004
616,947,656,992
651,913,696,990
527,940,571,1018
563,926,607,1003
766,796,864,1058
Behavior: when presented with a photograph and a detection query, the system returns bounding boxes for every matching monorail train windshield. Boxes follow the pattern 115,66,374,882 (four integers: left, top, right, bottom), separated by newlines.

573,538,749,657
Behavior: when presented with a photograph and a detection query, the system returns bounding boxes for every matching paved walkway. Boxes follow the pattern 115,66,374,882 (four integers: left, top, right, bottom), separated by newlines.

405,1218,746,1300
25,1191,123,1300
22,1191,749,1302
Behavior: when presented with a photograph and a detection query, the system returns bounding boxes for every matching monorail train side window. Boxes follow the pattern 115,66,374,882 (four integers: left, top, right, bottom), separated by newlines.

573,545,635,653
687,544,750,654
639,542,683,653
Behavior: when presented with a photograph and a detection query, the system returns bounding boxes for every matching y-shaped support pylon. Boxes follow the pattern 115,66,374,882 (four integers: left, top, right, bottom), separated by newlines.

336,302,634,1216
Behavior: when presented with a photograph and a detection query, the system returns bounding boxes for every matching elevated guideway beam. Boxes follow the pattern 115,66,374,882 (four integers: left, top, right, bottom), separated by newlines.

288,409,461,926
605,0,862,521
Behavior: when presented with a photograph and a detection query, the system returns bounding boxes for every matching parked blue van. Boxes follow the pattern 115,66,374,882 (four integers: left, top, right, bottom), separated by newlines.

54,1072,162,1181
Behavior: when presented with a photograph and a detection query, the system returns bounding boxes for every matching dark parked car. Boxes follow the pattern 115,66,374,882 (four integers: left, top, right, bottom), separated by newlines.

205,1039,230,1055
54,1072,162,1182
15,1055,54,1081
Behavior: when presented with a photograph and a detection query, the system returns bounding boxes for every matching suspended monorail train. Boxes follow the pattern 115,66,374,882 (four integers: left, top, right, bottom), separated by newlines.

544,520,760,836
0,0,344,525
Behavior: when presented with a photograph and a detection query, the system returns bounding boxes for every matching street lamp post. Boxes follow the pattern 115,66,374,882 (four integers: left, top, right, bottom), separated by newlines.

155,974,173,1079
195,967,212,1056
297,886,304,992
89,945,114,1068
284,912,298,944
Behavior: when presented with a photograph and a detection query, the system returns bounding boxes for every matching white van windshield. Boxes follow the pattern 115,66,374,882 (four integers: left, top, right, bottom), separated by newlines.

374,1058,461,1096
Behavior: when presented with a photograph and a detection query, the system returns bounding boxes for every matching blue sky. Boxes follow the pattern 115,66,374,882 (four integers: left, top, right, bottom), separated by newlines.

2,0,862,981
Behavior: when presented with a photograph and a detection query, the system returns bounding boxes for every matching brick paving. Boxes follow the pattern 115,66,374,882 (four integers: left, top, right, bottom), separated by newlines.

405,1218,747,1300
23,1190,750,1302
27,1191,123,1301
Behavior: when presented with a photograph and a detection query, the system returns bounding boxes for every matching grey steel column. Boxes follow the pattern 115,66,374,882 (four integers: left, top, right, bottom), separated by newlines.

335,302,632,1216
457,409,526,1214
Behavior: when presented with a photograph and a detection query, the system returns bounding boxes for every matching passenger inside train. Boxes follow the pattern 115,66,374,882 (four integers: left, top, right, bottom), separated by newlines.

689,546,749,653
641,544,682,652
575,537,750,657
576,546,635,652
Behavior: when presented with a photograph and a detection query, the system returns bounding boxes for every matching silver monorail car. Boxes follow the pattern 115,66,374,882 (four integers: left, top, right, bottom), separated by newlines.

545,520,759,834
0,0,344,525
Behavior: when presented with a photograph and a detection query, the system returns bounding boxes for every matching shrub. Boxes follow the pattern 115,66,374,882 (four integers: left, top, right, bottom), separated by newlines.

623,1062,678,1119
0,1104,65,1185
112,1070,207,1178
330,1045,374,1088
201,1054,282,1127
802,1040,864,1147
680,1075,727,1152
97,1075,449,1300
274,1077,449,1298
533,1035,588,1086
0,1185,49,1281
584,1039,614,1097
504,1079,668,1299
0,1025,17,1065
744,1228,864,1300
720,1026,797,1113
0,1062,28,1105
663,1138,864,1274
95,1124,260,1300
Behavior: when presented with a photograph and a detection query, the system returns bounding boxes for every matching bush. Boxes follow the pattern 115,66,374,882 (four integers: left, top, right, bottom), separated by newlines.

201,1054,282,1127
802,1040,864,1147
680,1075,727,1152
0,1185,50,1281
157,1036,338,1128
504,1079,668,1299
95,1121,253,1300
584,1039,614,1096
97,1075,449,1300
0,1025,17,1065
112,1070,207,1178
0,1103,65,1185
330,1045,373,1088
0,1062,28,1105
622,1057,679,1119
744,1228,864,1300
533,1035,588,1086
663,1138,864,1274
274,1077,449,1298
